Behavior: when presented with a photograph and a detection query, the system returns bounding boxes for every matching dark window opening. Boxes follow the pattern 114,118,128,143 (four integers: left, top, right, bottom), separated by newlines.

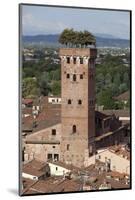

68,99,71,104
47,154,52,160
78,99,82,105
73,74,76,81
67,144,70,151
53,146,55,148
56,167,58,171
80,58,83,64
73,57,76,64
52,129,56,135
67,73,70,78
80,74,83,79
67,57,70,64
73,125,76,133
54,154,59,161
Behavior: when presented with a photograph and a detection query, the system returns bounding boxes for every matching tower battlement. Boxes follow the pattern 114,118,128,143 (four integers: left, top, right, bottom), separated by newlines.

59,48,97,58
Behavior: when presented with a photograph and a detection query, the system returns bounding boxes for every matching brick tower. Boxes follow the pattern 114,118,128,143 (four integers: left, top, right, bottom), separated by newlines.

59,48,97,167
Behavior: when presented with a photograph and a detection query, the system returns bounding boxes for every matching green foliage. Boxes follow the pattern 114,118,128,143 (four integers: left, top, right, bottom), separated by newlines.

51,81,61,96
59,29,96,47
38,72,51,96
22,77,39,98
96,54,130,109
119,83,128,94
126,98,130,109
97,90,115,109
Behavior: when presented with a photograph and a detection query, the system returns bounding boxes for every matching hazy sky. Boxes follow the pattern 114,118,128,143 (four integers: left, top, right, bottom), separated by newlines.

21,5,130,39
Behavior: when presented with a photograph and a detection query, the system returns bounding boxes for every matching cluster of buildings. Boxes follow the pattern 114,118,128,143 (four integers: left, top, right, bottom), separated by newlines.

21,47,130,195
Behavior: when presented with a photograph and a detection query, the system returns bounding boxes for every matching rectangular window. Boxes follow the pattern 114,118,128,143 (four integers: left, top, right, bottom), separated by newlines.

80,74,83,79
47,154,52,160
67,144,70,150
73,125,76,133
67,57,70,64
52,129,56,135
78,99,82,105
54,154,59,161
73,74,76,81
68,99,71,104
66,73,70,78
73,57,76,64
80,58,83,64
56,167,58,171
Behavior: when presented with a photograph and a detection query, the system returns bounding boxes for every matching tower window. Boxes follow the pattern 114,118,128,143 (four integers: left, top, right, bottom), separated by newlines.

68,99,71,104
80,58,83,64
52,129,56,135
73,57,76,64
78,99,82,105
67,144,70,151
54,154,59,161
67,57,70,64
66,73,70,78
73,125,76,133
47,154,52,160
80,74,83,79
73,74,76,81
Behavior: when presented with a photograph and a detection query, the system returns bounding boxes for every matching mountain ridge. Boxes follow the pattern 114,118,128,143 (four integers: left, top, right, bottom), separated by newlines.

22,34,130,48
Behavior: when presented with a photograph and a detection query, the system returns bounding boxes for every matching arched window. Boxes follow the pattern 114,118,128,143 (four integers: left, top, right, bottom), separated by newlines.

67,144,70,150
66,73,70,78
80,57,83,64
68,99,71,104
67,57,70,64
80,74,83,79
78,99,82,105
73,57,76,64
73,74,76,81
73,125,76,133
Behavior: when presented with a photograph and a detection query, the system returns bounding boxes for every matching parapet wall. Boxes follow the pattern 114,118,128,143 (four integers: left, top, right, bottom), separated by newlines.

59,48,97,58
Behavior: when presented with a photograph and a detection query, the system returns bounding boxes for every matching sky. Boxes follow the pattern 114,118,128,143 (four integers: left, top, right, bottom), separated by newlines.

21,4,130,39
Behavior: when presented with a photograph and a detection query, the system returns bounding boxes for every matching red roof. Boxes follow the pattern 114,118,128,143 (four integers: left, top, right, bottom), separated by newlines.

22,99,33,105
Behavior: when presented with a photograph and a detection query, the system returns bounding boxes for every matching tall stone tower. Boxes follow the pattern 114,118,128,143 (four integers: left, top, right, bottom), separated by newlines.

59,48,97,167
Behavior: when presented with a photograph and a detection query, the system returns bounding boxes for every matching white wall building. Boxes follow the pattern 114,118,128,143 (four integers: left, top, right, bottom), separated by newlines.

48,162,71,176
48,97,61,104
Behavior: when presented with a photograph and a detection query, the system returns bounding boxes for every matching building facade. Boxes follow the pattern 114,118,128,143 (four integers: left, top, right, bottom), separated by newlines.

59,48,97,167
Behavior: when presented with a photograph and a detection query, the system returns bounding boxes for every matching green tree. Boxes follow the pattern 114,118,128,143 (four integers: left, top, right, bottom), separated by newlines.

83,30,96,47
59,29,96,47
123,72,129,84
38,73,51,96
105,73,112,87
51,81,61,95
22,77,39,98
119,83,128,94
97,90,115,109
113,73,121,86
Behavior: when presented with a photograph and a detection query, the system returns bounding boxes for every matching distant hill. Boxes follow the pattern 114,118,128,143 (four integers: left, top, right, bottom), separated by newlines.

22,34,130,48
